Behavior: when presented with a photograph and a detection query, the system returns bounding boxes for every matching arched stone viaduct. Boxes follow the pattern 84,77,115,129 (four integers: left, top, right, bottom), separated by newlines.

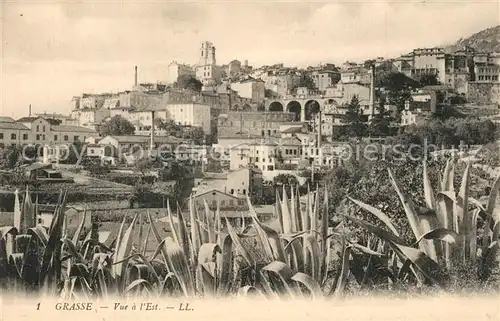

265,96,343,122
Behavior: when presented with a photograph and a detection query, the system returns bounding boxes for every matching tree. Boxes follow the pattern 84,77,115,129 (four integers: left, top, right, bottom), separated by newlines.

343,95,367,139
368,95,392,137
416,73,439,87
182,126,205,145
0,145,22,169
273,174,299,191
81,156,110,176
99,115,135,136
156,118,182,136
176,74,202,92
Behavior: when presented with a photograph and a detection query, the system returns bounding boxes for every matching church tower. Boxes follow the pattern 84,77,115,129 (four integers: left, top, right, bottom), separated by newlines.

199,41,216,66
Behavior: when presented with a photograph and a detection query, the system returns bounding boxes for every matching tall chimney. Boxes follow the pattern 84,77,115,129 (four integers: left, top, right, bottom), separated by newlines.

150,111,155,153
134,66,138,87
29,104,32,117
369,65,375,119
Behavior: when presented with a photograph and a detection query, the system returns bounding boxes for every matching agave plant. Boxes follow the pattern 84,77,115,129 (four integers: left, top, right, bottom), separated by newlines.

345,158,500,289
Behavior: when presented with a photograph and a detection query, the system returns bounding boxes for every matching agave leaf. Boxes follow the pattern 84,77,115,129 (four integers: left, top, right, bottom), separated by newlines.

142,223,152,256
147,211,169,266
388,168,422,241
125,278,153,293
26,226,49,247
289,186,299,232
71,208,87,249
350,242,387,257
216,234,233,296
160,272,183,296
196,262,217,296
347,196,400,236
457,161,472,263
436,191,456,230
246,196,286,262
413,228,461,245
423,161,436,210
0,226,18,239
112,214,138,291
486,175,500,216
176,204,193,265
332,242,351,297
291,272,323,299
302,234,321,282
441,158,455,192
61,238,83,263
281,236,305,273
163,236,194,297
389,242,444,286
342,215,406,245
274,192,284,233
40,190,67,286
321,185,329,254
483,176,500,255
280,186,293,234
260,261,297,299
237,285,264,298
198,243,221,264
225,218,252,265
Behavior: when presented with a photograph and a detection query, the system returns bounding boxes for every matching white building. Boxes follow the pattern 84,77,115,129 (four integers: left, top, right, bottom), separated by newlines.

15,117,96,145
165,103,211,134
70,108,110,130
167,61,195,84
0,117,31,148
230,78,266,104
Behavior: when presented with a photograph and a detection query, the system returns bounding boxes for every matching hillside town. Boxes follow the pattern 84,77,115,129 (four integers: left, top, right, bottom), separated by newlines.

1,36,499,232
2,0,500,304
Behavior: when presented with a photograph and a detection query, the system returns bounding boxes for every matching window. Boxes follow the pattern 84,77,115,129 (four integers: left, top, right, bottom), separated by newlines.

36,134,40,140
23,134,28,140
90,149,95,154
64,135,69,141
42,135,45,140
36,125,39,131
229,200,234,206
11,133,16,140
221,200,225,206
243,189,246,195
230,189,234,194
43,126,46,132
0,133,3,139
54,135,58,141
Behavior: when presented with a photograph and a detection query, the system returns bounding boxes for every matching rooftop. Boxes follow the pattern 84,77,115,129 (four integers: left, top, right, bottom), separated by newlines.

0,122,30,130
51,125,96,133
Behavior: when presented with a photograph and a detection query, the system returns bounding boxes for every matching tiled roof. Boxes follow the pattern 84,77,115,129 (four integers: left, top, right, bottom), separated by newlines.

0,116,16,123
0,122,30,130
104,135,183,144
51,125,96,133
17,116,39,123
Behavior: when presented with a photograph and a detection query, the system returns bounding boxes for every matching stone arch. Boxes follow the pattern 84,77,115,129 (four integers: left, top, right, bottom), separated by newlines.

304,100,321,121
242,103,252,111
286,101,302,121
268,101,284,112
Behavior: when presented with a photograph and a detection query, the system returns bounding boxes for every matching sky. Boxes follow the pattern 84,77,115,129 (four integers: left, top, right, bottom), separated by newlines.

1,0,499,119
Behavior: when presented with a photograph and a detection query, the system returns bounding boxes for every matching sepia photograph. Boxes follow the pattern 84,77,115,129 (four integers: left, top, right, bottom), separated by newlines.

0,0,499,320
